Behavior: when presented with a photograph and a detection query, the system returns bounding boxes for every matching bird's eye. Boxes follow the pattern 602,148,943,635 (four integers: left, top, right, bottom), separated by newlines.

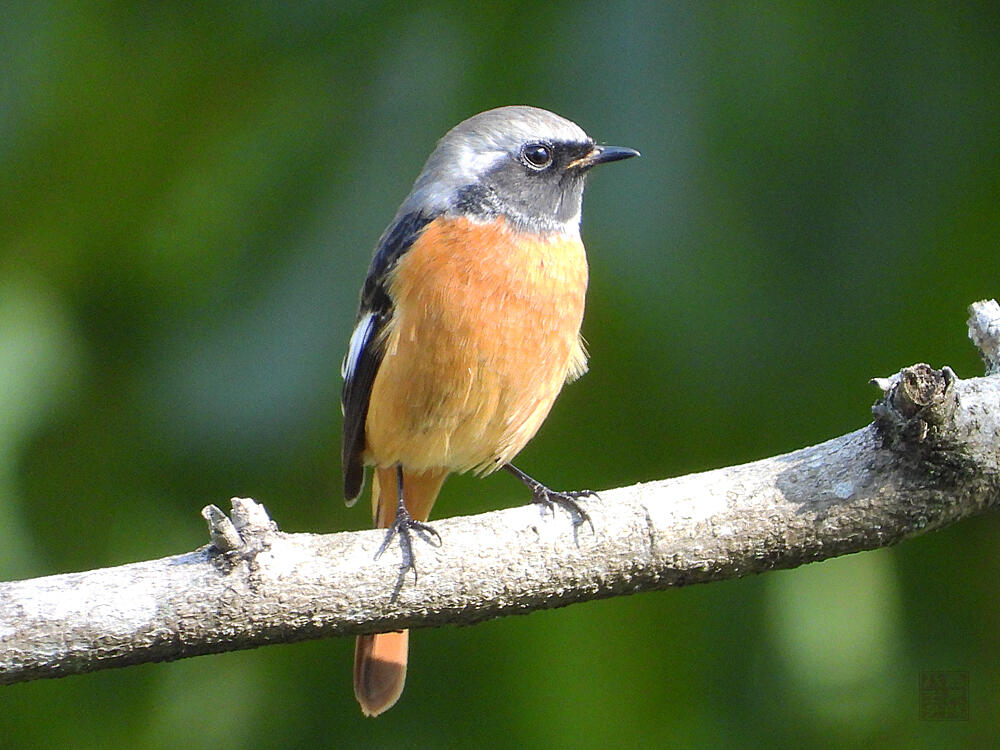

521,142,553,170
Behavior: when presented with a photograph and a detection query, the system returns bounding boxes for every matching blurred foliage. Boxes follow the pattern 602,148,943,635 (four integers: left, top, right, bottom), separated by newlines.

2,2,999,748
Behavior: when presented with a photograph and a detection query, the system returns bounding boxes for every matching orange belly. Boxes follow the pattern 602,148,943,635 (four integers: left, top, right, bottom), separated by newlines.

364,215,588,475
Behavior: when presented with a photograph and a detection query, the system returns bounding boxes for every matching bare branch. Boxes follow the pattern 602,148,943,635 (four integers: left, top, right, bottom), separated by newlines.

969,299,1000,374
3,303,1000,687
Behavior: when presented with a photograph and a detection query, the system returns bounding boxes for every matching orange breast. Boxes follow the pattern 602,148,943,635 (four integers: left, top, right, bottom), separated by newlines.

364,215,588,474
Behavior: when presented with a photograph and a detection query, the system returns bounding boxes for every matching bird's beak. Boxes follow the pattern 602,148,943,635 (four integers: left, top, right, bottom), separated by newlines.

570,144,641,170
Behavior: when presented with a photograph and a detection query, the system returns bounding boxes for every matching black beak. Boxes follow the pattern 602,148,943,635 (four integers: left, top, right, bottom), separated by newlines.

570,144,641,170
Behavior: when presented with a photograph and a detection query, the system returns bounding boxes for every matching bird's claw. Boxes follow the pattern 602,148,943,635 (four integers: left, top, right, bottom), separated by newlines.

530,486,596,531
375,507,441,583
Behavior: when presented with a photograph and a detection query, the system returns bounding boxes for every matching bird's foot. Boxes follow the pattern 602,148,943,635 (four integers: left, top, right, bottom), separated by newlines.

502,463,596,531
529,485,596,528
375,501,441,583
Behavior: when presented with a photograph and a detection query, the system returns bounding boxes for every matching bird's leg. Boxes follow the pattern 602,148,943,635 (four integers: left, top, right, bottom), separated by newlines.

502,463,596,529
375,466,441,581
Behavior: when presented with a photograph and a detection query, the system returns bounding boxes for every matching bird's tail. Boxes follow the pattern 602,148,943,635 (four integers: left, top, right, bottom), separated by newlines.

354,466,446,717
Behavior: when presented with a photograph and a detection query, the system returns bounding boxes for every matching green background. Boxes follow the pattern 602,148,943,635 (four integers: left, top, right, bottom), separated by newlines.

3,2,998,748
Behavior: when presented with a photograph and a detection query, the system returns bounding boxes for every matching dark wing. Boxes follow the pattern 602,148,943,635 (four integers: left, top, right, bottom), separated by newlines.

341,210,435,504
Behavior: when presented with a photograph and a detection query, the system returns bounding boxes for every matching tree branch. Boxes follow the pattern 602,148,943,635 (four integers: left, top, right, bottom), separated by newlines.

3,301,1000,687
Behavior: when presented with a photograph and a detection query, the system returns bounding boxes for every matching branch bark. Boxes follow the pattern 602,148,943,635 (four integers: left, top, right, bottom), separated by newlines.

2,301,1000,687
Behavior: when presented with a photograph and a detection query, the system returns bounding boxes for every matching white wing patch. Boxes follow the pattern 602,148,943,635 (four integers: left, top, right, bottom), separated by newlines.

342,312,375,382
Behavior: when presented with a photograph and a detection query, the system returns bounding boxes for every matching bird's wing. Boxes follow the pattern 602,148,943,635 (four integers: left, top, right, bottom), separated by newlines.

341,211,434,504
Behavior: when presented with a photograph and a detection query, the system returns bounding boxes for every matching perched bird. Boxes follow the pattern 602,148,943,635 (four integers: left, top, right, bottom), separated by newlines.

341,105,638,716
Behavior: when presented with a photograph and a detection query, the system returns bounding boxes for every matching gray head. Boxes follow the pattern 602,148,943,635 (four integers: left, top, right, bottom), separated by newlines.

396,106,638,233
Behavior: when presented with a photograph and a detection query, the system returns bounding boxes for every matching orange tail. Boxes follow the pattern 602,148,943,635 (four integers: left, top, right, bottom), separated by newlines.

354,467,446,717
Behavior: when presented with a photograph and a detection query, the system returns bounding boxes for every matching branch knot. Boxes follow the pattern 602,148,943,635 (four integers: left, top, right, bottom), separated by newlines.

202,498,279,556
871,363,958,452
872,362,955,427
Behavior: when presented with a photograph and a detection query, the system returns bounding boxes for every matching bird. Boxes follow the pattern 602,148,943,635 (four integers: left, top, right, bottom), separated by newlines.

341,105,638,717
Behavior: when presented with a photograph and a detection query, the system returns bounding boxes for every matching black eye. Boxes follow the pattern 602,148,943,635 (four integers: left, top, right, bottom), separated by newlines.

521,142,553,170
